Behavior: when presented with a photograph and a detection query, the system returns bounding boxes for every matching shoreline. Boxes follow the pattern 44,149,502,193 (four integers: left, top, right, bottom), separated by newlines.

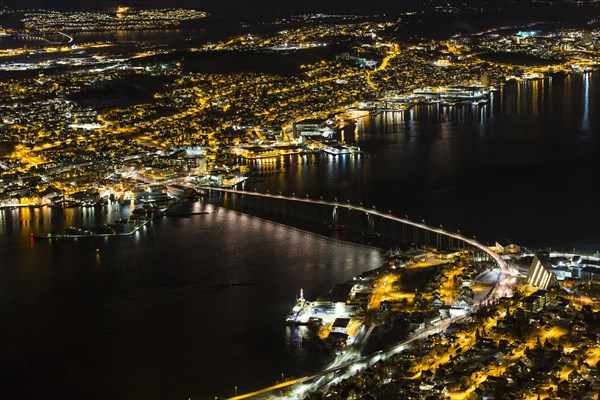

31,208,165,239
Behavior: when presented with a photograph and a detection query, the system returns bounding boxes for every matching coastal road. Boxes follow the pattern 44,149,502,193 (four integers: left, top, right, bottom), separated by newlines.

227,314,468,400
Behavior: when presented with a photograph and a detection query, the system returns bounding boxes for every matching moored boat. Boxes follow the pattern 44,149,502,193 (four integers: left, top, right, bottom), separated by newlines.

322,144,360,156
285,289,313,325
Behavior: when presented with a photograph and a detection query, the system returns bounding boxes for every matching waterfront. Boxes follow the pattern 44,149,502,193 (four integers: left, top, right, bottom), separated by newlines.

1,70,599,400
248,73,600,249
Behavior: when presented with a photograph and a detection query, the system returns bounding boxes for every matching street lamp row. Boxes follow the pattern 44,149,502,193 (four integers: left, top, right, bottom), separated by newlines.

226,187,474,238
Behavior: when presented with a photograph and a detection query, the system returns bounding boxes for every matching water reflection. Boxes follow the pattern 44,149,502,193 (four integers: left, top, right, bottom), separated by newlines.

582,72,590,130
250,72,600,246
0,202,140,239
285,325,316,365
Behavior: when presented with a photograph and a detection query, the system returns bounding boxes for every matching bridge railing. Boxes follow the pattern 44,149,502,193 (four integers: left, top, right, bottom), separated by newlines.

198,186,508,273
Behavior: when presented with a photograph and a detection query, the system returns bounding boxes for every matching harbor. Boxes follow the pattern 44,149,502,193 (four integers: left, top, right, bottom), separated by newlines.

284,247,498,350
32,203,168,239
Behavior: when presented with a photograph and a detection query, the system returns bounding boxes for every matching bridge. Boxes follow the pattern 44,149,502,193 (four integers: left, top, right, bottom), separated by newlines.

199,185,508,274
12,31,74,45
197,186,513,399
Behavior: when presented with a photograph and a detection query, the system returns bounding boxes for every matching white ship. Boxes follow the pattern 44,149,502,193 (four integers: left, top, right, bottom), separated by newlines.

322,144,360,155
285,289,313,325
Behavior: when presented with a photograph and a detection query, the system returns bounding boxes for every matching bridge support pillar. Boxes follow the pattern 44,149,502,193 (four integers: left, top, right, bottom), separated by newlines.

366,212,374,232
332,206,338,226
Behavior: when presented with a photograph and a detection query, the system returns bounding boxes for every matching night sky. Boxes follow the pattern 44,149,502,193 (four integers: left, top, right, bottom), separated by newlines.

0,1,572,14
2,0,594,29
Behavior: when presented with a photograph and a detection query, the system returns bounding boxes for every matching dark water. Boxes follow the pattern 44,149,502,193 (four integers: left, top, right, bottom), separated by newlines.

0,73,599,399
248,73,600,249
0,203,383,399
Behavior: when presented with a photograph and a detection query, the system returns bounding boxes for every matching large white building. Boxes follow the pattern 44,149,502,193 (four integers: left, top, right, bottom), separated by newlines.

526,256,558,290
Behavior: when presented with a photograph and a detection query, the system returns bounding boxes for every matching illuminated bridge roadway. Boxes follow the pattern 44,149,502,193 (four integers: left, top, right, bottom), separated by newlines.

199,185,508,274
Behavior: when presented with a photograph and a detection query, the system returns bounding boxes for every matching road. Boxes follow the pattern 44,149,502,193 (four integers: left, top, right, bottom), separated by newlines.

199,186,509,274
227,315,468,400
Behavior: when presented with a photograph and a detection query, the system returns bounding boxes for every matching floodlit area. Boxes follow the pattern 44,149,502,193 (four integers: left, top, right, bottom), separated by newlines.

278,246,600,400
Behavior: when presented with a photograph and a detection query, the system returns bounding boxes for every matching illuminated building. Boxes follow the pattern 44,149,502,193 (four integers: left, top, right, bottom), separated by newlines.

526,256,558,290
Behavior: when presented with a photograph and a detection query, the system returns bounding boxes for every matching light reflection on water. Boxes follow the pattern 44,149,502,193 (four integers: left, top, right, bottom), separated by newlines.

249,73,600,247
285,325,318,365
0,202,383,399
